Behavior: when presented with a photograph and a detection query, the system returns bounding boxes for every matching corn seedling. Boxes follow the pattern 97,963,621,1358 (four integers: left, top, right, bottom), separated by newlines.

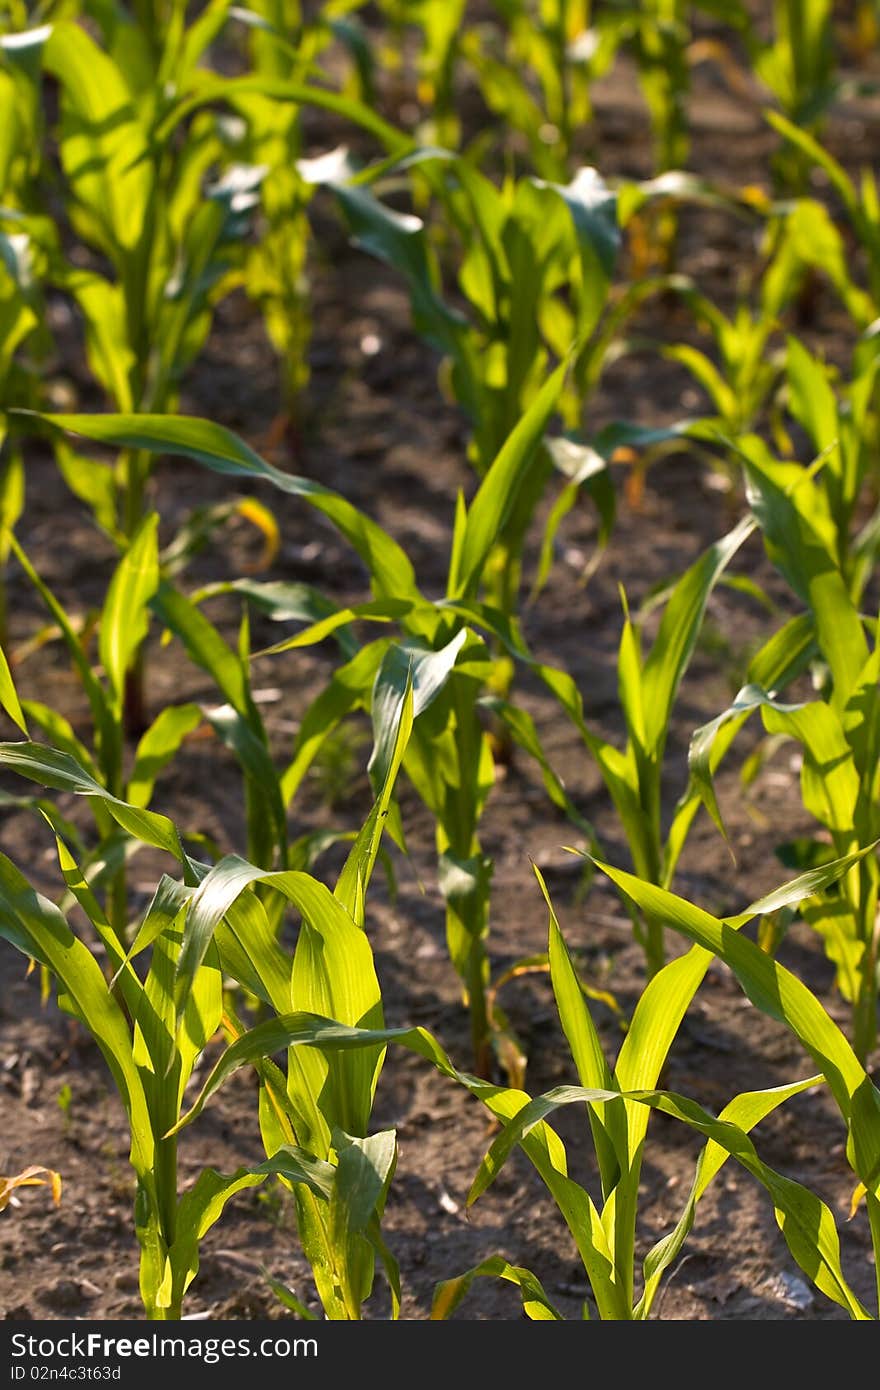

751,0,836,191
0,658,417,1316
460,2,618,178
170,844,878,1319
690,438,880,1060
309,153,624,615
0,763,255,1318
765,114,880,326
229,1,354,449
29,378,592,1074
492,514,763,976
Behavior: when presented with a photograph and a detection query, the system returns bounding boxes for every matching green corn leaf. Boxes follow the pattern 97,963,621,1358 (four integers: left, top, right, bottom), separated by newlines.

680,612,818,853
532,166,620,281
0,641,26,734
43,23,153,255
640,515,754,754
367,629,466,791
689,682,806,844
174,867,383,1142
432,1256,563,1321
29,413,420,601
114,874,192,975
453,361,568,598
214,890,292,1018
100,513,159,710
588,857,880,1187
7,534,116,765
203,702,287,864
786,337,839,470
152,580,249,713
256,599,416,659
637,1074,821,1317
53,440,118,539
766,112,861,227
317,180,465,357
280,640,388,807
727,847,878,929
469,1081,868,1319
0,852,154,1177
162,1165,268,1312
336,672,414,924
60,272,134,414
192,578,358,659
741,439,868,709
538,865,622,1199
0,742,188,863
158,76,413,159
760,701,860,851
128,704,203,808
330,1128,396,1250
482,698,594,838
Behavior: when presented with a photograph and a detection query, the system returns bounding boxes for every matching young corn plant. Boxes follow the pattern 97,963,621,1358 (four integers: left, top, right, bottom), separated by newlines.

170,844,880,1319
690,438,880,1061
308,153,624,615
433,851,880,1319
230,0,364,451
0,755,262,1319
2,516,214,935
29,374,589,1075
11,14,412,723
0,37,51,648
490,514,759,976
764,113,880,328
0,662,419,1318
165,670,423,1319
461,1,619,178
751,0,836,191
4,491,338,931
781,334,880,600
650,192,869,450
20,19,261,525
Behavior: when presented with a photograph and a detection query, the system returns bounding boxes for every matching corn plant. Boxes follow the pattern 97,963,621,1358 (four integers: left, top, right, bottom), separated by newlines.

751,0,836,190
27,376,592,1073
1,516,214,932
0,652,422,1317
307,153,624,615
3,478,363,932
460,1,619,178
7,14,411,726
689,438,880,1061
162,665,449,1318
490,514,769,976
653,193,874,445
170,844,879,1318
0,31,51,648
230,1,361,449
0,751,265,1319
766,114,880,325
434,850,880,1319
781,335,880,600
15,20,258,525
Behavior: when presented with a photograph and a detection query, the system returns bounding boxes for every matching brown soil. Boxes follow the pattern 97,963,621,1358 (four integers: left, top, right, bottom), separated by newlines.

2,15,879,1323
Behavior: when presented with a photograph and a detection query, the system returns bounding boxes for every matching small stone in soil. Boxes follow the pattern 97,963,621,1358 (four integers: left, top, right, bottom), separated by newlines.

41,1278,85,1312
763,1270,813,1312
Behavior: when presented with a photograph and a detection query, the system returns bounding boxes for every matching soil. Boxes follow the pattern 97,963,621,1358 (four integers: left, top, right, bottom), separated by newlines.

2,10,879,1323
